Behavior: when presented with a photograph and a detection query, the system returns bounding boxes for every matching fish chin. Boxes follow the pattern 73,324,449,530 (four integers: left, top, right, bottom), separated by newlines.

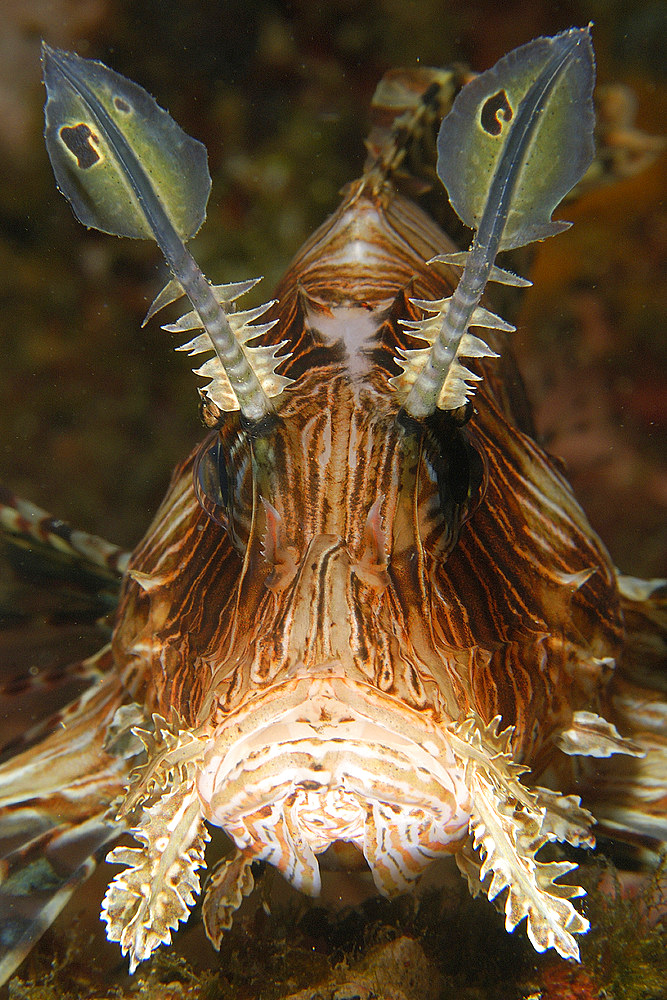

196,675,472,897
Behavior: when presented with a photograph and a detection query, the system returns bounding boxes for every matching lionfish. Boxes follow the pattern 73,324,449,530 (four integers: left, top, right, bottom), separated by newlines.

0,26,665,984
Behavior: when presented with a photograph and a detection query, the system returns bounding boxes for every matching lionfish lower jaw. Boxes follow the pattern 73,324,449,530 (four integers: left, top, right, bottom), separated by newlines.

195,705,599,960
197,739,472,899
196,676,473,897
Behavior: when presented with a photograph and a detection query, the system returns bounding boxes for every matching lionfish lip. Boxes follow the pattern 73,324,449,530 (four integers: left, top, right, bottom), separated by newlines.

196,675,472,896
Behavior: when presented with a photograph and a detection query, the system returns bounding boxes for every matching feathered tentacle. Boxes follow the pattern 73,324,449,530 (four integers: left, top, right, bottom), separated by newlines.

101,718,209,972
450,715,592,961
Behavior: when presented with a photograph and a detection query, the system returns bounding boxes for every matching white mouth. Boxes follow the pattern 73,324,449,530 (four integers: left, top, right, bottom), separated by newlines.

196,675,472,896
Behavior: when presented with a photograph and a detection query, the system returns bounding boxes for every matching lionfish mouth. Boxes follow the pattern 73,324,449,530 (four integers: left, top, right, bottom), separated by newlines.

196,673,472,897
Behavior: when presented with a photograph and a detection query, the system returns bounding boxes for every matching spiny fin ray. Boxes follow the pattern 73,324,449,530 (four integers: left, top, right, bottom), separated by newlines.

157,285,292,412
143,277,263,328
429,253,532,287
391,295,502,403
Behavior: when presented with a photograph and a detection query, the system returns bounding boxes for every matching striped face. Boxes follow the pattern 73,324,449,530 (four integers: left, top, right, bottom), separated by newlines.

112,179,621,905
189,367,483,895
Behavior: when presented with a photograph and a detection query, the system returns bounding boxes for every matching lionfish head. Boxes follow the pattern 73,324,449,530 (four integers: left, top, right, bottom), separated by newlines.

40,33,612,968
162,270,489,899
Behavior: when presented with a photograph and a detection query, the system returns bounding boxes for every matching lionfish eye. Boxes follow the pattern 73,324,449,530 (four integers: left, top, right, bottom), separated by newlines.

194,434,230,526
436,431,487,523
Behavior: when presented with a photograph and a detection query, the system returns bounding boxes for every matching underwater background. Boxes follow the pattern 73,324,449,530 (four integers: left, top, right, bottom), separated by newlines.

0,0,665,997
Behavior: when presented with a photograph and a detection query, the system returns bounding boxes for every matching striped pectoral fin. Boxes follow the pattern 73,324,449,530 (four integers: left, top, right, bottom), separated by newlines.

0,484,128,597
0,645,107,759
585,741,667,856
0,646,125,769
615,573,667,686
0,667,143,985
563,711,667,856
0,655,138,808
0,815,119,986
0,490,126,757
569,575,667,856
